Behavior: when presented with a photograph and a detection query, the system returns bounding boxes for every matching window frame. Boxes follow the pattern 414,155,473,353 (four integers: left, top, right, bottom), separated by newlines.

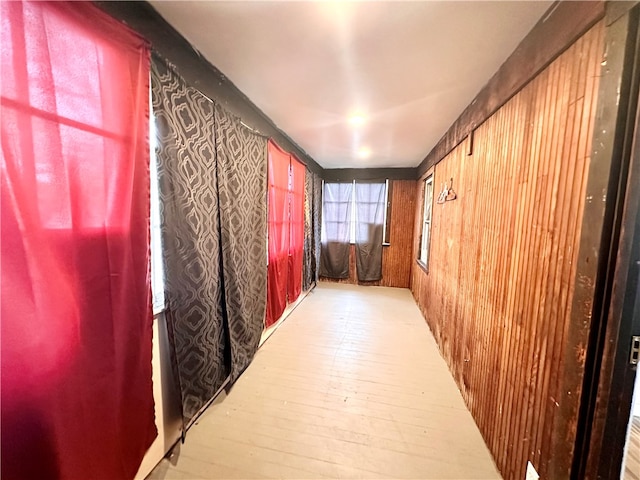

382,179,392,246
418,174,434,269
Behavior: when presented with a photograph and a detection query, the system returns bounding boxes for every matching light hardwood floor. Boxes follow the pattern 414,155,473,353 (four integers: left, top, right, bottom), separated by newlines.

624,416,640,480
148,283,502,479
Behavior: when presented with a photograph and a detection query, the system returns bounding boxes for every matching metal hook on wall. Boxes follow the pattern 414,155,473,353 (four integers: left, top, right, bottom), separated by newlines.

446,177,457,201
437,177,457,204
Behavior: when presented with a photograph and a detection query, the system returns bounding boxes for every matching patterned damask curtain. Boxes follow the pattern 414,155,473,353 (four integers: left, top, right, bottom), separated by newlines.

303,170,323,289
214,105,268,382
313,173,323,282
152,59,229,427
303,168,314,291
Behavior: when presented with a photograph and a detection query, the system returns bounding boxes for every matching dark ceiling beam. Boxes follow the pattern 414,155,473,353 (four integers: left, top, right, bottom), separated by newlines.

94,1,324,175
417,0,606,177
323,168,417,182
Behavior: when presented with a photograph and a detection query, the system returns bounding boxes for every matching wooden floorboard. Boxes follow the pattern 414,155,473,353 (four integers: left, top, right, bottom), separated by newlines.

148,283,502,479
624,416,640,480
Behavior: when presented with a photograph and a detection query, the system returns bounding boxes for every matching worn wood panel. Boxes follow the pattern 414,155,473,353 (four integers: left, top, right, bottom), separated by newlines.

410,21,604,480
582,7,640,476
322,180,416,288
381,180,417,288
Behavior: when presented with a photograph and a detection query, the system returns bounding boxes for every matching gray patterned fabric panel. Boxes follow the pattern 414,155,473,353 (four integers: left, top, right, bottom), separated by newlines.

303,168,314,291
313,174,323,282
214,105,268,382
151,58,229,426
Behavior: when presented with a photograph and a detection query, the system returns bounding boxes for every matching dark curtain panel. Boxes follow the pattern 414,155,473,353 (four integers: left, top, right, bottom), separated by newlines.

303,168,314,291
152,58,229,427
1,3,156,478
320,182,353,279
313,174,323,282
214,105,268,382
354,181,386,281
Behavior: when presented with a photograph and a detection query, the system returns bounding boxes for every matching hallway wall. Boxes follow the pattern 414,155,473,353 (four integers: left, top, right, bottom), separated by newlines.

410,20,604,480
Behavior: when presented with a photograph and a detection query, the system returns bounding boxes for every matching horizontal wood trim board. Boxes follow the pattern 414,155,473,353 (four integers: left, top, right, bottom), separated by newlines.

321,180,416,288
417,0,605,177
411,21,604,480
95,0,323,175
323,168,418,182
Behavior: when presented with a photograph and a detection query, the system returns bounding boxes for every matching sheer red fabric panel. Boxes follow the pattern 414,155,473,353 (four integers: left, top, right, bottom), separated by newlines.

288,156,306,303
1,2,156,479
265,141,291,327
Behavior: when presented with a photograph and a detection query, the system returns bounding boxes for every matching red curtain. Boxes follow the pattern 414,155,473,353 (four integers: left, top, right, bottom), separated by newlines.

288,156,306,302
1,2,156,479
266,143,307,327
265,141,291,327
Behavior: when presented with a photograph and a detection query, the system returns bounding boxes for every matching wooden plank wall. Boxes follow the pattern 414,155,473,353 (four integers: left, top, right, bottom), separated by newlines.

322,179,416,288
410,21,604,480
382,180,417,288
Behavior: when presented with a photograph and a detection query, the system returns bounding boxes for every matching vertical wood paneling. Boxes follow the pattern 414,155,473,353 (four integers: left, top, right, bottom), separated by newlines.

410,21,604,480
381,180,417,288
322,180,416,288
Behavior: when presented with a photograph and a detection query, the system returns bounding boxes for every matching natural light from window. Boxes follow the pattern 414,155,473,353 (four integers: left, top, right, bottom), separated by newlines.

419,175,433,266
149,90,165,314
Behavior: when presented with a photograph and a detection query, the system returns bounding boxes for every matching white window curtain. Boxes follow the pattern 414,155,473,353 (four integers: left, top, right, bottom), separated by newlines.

320,182,353,278
354,181,386,281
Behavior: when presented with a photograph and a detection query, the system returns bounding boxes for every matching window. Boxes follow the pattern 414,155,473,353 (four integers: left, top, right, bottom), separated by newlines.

347,180,390,244
322,182,354,244
354,181,386,245
322,180,390,247
150,91,165,314
350,181,356,243
382,179,392,245
419,175,434,267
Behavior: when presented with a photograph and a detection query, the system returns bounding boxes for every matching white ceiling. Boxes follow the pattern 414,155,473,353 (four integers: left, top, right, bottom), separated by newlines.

150,1,552,169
